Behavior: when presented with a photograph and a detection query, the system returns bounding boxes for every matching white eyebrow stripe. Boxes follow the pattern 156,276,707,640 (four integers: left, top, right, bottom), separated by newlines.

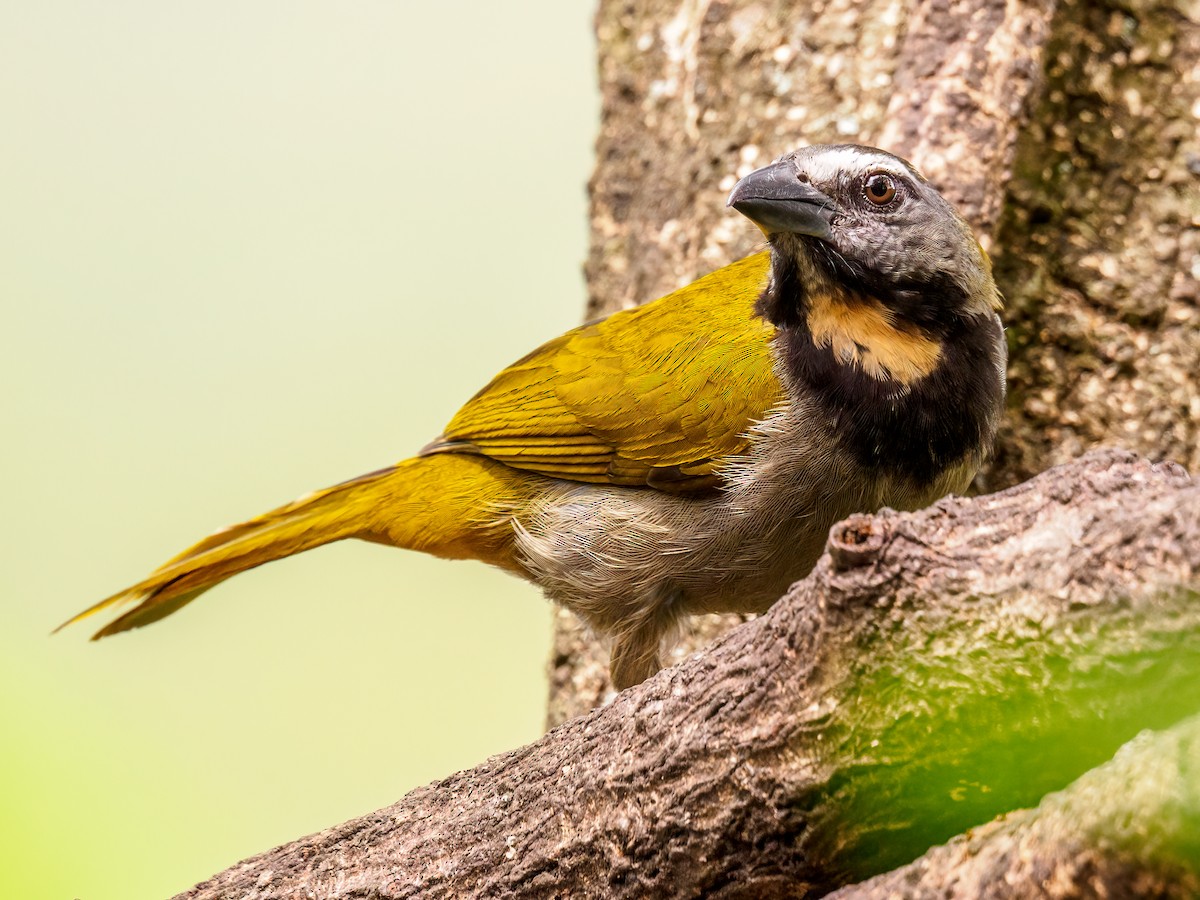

800,147,915,183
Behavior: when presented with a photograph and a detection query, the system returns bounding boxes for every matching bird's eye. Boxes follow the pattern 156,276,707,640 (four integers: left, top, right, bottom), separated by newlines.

864,173,897,205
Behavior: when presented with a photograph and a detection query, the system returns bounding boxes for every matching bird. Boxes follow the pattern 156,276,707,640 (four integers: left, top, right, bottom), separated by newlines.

58,144,1007,690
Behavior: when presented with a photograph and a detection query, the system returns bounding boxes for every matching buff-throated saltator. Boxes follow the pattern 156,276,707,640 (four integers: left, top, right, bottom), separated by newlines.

60,145,1007,689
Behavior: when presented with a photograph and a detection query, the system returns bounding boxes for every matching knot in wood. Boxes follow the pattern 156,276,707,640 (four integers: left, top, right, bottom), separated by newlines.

828,514,888,572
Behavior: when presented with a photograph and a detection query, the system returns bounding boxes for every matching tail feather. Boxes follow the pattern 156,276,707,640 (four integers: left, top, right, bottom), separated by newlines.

57,454,529,640
57,465,405,639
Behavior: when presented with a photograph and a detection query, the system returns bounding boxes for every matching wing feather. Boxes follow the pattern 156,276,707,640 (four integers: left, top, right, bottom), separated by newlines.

429,252,782,493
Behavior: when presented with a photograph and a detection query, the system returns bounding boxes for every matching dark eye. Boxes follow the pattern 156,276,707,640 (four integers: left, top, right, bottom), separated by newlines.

864,173,897,205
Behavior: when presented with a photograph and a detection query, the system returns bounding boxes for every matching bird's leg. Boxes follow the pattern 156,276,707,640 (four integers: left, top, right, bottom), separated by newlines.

607,584,681,690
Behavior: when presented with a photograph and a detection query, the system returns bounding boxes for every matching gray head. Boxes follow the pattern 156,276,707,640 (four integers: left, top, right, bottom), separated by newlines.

728,144,1000,322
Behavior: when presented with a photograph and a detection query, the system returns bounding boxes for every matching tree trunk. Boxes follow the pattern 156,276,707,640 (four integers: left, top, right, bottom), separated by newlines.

179,451,1200,898
550,0,1200,725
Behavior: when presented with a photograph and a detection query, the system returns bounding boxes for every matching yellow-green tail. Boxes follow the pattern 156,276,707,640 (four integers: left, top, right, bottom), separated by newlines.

57,454,527,640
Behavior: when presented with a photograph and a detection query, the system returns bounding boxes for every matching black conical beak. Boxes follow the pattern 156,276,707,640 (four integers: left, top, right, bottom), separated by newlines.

727,159,835,240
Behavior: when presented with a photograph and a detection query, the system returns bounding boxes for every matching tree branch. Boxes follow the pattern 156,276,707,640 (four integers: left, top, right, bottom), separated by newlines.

179,450,1200,898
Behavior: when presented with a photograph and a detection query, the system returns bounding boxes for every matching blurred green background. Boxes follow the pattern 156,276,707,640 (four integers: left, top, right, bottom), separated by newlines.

1,2,597,897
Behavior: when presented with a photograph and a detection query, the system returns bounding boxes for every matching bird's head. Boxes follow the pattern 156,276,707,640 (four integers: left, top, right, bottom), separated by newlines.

728,144,1002,334
728,144,1008,485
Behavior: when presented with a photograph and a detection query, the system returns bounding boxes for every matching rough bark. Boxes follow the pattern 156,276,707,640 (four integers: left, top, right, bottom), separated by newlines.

181,450,1200,898
551,0,1200,725
989,0,1200,491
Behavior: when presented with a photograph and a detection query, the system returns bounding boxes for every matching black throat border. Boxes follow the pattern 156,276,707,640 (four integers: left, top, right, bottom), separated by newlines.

759,241,1006,487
